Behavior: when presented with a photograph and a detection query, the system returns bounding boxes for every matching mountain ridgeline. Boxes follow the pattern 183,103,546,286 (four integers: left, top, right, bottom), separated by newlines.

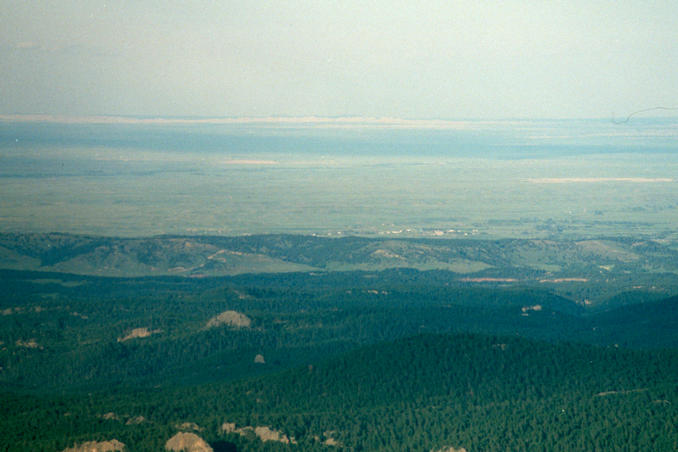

3,232,678,304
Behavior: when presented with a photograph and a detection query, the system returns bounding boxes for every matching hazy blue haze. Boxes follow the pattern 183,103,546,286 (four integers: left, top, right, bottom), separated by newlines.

2,2,677,118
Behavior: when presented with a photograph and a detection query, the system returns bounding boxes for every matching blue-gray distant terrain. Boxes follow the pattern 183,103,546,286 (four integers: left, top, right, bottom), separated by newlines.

1,118,677,238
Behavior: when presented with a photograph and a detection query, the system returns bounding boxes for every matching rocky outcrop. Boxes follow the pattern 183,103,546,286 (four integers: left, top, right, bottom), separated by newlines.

118,327,160,342
205,310,251,329
176,422,202,431
221,422,237,434
221,422,294,444
15,339,42,349
62,439,126,452
254,426,291,443
125,415,146,425
165,432,213,452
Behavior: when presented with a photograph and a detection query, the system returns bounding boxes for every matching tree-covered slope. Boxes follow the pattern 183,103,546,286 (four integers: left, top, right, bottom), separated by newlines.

1,268,676,392
1,333,676,451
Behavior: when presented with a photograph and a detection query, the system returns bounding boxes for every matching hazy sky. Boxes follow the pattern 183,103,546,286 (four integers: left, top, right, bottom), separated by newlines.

1,1,677,119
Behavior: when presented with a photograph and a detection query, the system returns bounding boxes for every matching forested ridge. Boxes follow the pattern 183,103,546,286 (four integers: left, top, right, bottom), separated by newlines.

3,232,678,306
1,333,676,451
1,234,677,450
2,268,677,391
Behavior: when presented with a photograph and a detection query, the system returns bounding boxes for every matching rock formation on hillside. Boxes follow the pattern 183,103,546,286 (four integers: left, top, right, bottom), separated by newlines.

118,327,161,342
176,422,202,431
205,310,251,329
62,439,126,452
221,422,294,444
165,432,213,452
431,446,467,452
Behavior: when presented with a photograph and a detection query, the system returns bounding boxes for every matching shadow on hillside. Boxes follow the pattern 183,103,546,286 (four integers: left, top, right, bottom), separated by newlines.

211,440,238,452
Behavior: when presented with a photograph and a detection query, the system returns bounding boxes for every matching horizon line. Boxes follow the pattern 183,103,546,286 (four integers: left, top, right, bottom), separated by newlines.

1,113,676,129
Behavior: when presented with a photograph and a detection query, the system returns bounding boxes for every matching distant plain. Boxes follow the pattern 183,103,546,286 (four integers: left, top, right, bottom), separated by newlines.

1,118,677,240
